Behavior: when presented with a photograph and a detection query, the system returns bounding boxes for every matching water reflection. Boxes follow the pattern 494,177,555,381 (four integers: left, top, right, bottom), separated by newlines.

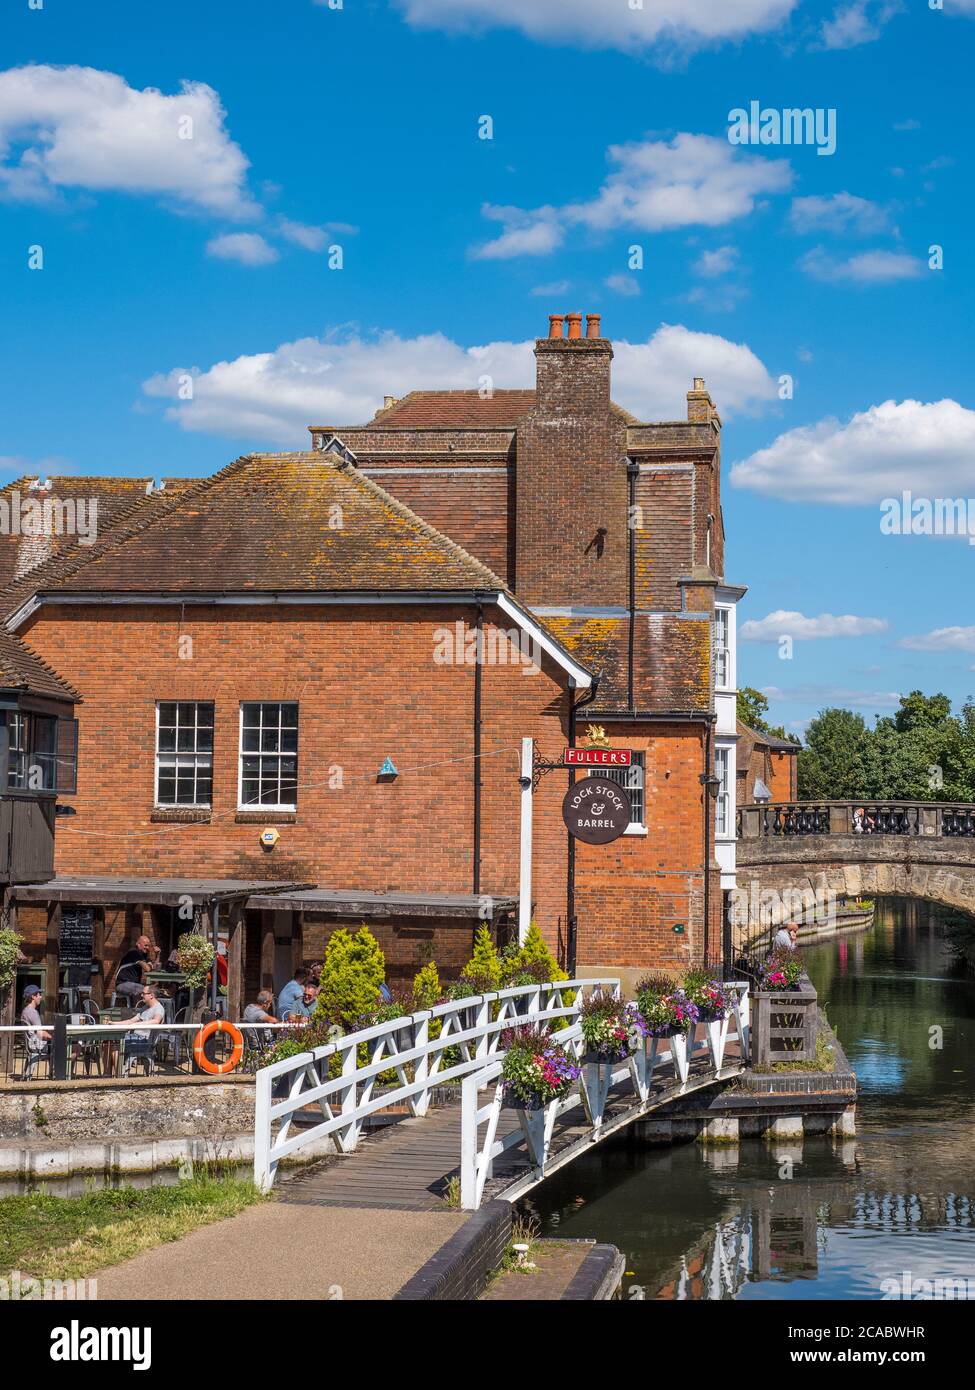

528,898,975,1299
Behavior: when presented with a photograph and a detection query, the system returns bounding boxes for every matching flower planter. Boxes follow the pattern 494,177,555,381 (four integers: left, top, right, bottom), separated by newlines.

502,1095,549,1165
579,1054,620,1128
646,1029,690,1085
699,1013,730,1071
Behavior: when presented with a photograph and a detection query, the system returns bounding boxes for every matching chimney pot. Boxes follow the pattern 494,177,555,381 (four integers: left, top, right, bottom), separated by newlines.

585,313,601,339
548,315,564,339
383,395,397,410
693,377,705,391
566,312,583,340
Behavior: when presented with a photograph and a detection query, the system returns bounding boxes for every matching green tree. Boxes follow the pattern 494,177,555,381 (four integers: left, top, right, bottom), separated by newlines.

316,926,386,1028
797,707,870,799
462,925,502,990
893,690,952,733
412,960,441,1009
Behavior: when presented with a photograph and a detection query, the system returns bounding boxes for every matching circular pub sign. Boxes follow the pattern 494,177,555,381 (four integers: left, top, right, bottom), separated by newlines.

561,775,631,845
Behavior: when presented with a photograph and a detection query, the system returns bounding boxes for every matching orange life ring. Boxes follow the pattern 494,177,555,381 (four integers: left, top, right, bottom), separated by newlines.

193,1020,243,1075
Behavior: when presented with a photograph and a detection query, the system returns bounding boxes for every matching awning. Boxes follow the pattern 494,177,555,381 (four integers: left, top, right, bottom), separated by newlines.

10,876,314,906
246,887,519,922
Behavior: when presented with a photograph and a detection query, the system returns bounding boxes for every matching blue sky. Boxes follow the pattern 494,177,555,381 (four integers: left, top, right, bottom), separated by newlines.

2,0,974,734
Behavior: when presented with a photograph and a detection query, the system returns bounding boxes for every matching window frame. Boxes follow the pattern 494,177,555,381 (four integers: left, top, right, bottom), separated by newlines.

715,746,732,838
154,701,215,809
602,753,646,832
237,701,299,812
714,605,731,690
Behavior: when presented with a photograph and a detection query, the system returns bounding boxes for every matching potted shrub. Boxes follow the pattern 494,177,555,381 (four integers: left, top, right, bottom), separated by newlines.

682,969,733,1071
578,991,649,1122
579,990,646,1064
636,977,699,1085
758,950,804,991
499,1025,580,1164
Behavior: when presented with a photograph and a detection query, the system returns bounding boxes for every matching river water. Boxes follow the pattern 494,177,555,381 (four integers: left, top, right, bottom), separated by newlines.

527,898,975,1299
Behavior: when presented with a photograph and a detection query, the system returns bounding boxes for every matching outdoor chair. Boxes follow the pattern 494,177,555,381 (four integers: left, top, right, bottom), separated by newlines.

121,1033,155,1077
21,1037,51,1082
69,1018,103,1078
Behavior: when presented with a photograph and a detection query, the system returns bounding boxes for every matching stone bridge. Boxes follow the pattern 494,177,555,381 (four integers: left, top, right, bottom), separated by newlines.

736,800,975,925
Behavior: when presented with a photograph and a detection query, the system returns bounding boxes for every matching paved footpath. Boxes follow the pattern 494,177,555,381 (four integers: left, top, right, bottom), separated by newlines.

92,1199,466,1301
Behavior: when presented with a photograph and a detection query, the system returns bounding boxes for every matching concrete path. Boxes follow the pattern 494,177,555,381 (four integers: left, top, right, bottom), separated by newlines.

92,1199,466,1300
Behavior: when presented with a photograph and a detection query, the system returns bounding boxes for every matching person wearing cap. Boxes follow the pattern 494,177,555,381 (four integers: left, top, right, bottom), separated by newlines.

20,985,52,1054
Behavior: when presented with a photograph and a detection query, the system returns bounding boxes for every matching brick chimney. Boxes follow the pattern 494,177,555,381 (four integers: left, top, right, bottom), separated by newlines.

515,314,627,606
686,377,721,427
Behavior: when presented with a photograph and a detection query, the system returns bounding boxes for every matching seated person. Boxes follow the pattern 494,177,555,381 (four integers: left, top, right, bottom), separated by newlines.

113,935,160,1003
277,967,310,1020
104,985,166,1061
20,985,52,1055
242,989,278,1049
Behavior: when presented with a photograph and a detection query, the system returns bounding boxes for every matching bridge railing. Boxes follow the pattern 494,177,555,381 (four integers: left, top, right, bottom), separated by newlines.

253,977,616,1193
738,800,975,840
254,978,750,1198
460,982,750,1209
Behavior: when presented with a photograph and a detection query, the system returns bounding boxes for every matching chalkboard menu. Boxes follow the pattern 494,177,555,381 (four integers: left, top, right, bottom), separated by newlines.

59,908,94,968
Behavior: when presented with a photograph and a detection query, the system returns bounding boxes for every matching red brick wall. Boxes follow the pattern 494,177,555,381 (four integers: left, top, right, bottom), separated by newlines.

360,468,513,582
515,339,628,605
21,602,715,982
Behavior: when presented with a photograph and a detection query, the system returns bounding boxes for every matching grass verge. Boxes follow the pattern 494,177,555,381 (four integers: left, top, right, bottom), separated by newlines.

0,1173,264,1282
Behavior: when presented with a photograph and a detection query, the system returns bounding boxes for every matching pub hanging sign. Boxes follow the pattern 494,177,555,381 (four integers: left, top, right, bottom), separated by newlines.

561,775,632,845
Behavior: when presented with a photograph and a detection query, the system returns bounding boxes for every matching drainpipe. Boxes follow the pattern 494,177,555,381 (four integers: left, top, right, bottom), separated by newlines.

701,720,714,969
566,675,601,977
473,604,483,900
210,900,220,1014
627,457,639,715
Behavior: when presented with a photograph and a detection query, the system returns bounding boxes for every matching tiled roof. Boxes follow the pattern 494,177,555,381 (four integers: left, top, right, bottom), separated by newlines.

543,613,713,715
0,627,79,701
361,390,639,429
0,476,199,591
737,719,798,752
21,453,512,595
368,391,536,428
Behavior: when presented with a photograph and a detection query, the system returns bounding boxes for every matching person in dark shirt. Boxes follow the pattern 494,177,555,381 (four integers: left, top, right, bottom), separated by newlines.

114,935,159,1003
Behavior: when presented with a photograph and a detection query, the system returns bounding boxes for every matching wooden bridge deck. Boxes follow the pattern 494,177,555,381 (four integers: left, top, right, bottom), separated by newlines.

277,1052,742,1213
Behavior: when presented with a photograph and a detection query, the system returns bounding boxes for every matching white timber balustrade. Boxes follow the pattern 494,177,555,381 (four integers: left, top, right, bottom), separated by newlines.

253,977,750,1200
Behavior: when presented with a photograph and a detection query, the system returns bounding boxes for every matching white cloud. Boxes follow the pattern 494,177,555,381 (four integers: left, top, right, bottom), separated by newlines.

893,118,921,131
694,245,739,277
899,626,975,654
789,192,890,236
471,134,791,258
604,273,641,296
0,64,258,218
761,684,902,709
142,322,776,443
470,205,563,259
819,0,903,49
799,246,923,283
395,0,798,54
206,232,279,266
731,399,975,504
277,218,328,251
741,611,889,642
530,280,570,297
277,217,358,251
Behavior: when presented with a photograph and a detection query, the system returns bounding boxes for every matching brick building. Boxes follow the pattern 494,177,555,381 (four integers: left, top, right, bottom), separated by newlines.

736,721,799,805
2,312,745,1010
